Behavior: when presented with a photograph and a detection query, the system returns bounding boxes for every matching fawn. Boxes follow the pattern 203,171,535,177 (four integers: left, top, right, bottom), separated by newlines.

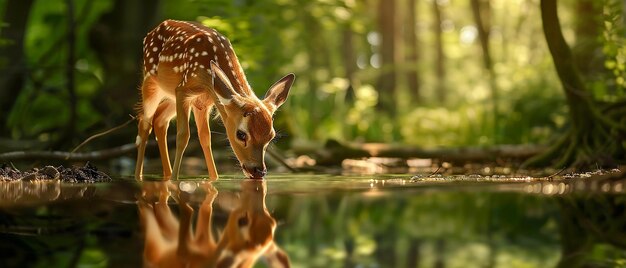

139,180,290,267
135,20,295,180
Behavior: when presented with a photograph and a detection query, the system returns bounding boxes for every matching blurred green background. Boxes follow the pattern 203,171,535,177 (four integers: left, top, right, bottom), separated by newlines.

0,0,624,153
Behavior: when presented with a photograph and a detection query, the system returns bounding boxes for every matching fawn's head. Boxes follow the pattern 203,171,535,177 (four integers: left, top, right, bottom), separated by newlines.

217,180,289,267
210,62,294,179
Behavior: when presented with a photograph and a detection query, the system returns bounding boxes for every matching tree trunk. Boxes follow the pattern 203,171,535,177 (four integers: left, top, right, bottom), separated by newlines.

88,0,160,128
572,0,603,80
0,0,34,136
407,239,421,268
341,26,357,102
540,0,592,130
470,0,493,71
470,0,499,143
405,0,420,102
55,0,78,148
376,0,398,115
300,5,329,139
432,0,446,103
523,0,626,168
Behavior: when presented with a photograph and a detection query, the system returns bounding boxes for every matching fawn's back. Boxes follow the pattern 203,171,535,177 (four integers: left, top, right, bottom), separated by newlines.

142,20,252,97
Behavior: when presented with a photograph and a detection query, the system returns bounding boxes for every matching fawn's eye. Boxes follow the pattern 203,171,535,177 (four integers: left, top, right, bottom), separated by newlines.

236,130,247,142
238,214,249,226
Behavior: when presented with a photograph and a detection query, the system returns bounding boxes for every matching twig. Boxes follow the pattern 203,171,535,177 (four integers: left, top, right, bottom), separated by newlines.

68,115,137,157
547,166,567,180
428,166,442,176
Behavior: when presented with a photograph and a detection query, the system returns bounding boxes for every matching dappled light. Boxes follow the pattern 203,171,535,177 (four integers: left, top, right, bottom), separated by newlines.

1,0,626,266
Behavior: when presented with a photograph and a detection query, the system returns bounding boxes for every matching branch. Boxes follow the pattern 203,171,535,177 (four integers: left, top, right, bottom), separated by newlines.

0,142,143,161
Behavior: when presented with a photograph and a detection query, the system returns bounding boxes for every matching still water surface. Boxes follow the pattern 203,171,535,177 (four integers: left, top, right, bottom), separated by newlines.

0,173,625,267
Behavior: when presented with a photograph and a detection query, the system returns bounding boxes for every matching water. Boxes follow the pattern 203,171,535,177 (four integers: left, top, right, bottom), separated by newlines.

0,173,625,268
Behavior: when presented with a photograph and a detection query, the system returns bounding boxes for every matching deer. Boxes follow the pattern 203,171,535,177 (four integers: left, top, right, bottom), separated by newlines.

138,180,290,267
134,20,295,180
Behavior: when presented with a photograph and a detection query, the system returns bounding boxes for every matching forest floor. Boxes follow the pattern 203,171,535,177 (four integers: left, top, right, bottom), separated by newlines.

0,162,111,183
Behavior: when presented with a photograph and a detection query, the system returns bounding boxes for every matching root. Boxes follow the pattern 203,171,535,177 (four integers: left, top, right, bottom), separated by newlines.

554,138,578,168
522,106,626,169
591,103,626,132
522,130,571,168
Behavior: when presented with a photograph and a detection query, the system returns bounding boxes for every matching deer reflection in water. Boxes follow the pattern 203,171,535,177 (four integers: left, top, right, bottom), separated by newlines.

137,179,289,268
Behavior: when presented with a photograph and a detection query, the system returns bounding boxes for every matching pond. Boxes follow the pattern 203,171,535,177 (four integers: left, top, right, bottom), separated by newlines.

0,172,625,268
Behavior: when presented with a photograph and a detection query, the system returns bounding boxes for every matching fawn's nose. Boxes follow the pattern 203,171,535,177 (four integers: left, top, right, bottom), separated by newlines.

244,165,267,179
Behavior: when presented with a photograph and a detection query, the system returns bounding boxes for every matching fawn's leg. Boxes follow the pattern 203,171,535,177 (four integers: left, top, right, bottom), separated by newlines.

154,182,179,240
153,99,176,179
194,183,218,250
139,201,166,263
193,106,219,180
135,78,162,180
172,89,192,180
176,190,195,260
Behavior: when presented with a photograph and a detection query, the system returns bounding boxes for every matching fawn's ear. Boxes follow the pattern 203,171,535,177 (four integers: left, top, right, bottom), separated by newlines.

263,73,295,114
210,61,241,106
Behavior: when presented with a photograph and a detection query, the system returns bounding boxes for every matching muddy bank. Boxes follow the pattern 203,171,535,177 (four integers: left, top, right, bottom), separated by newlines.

0,162,111,183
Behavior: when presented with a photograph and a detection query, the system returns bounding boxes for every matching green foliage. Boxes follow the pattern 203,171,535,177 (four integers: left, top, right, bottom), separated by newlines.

1,0,625,149
602,0,626,96
5,0,111,141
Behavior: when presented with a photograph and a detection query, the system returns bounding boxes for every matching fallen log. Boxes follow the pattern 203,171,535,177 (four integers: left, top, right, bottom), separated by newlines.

296,139,547,166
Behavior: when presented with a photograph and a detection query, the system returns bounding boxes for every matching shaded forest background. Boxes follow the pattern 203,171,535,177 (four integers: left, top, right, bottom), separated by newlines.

1,0,625,168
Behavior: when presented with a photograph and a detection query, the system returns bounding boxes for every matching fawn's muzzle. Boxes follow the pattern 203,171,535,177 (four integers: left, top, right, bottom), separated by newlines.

243,165,267,179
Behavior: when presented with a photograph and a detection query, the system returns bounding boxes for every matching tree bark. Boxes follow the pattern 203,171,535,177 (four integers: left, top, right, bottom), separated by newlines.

376,0,398,115
405,0,420,102
470,0,493,71
471,0,499,143
540,0,592,130
341,27,357,102
88,0,160,127
572,0,603,80
55,0,78,148
0,0,34,136
432,0,446,103
300,5,329,139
